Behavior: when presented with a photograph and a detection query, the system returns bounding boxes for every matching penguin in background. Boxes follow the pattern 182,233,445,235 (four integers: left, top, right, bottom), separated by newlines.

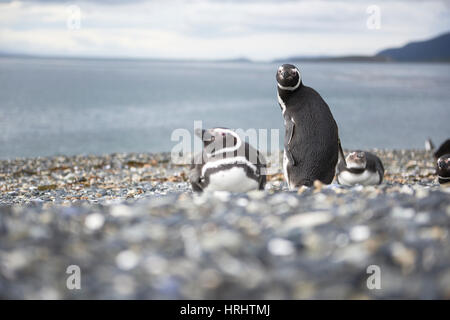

336,151,384,186
433,139,450,184
425,138,435,152
189,127,266,192
276,63,345,189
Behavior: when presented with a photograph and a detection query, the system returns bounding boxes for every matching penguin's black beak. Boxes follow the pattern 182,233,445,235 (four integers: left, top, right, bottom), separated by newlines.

194,128,205,138
348,151,366,164
280,71,293,80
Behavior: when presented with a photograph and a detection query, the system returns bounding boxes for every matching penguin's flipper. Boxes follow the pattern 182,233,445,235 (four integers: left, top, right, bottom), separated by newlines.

285,119,296,166
338,137,347,167
376,157,385,184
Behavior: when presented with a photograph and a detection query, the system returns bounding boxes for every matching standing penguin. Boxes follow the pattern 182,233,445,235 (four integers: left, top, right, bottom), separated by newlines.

276,64,345,189
336,151,384,186
189,127,266,192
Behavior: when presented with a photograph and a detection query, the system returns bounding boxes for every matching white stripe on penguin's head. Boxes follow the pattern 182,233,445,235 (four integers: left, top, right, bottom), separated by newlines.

207,128,242,157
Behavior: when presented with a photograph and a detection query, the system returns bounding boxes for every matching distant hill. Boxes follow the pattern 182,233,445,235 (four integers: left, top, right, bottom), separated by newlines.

0,52,253,64
376,32,450,62
274,32,450,63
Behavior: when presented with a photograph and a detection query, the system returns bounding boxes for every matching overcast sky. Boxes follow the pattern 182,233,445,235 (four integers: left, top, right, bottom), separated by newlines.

0,0,449,60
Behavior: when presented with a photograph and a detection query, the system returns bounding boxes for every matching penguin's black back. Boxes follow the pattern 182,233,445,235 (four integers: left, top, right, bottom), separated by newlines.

364,152,384,177
283,85,339,185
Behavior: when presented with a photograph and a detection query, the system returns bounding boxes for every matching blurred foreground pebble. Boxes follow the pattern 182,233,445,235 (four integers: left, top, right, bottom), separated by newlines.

0,150,449,299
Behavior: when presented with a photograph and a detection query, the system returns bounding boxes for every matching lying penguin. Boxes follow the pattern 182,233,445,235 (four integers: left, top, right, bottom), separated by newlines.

336,151,384,186
189,127,266,192
434,139,450,184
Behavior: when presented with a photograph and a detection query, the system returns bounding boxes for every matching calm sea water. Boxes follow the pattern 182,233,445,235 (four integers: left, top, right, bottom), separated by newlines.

0,57,449,159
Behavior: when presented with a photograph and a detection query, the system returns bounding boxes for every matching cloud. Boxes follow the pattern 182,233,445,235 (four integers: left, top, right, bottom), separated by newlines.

0,0,449,60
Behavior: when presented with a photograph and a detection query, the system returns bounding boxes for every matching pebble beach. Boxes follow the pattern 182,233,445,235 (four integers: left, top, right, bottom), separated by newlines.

1,149,449,299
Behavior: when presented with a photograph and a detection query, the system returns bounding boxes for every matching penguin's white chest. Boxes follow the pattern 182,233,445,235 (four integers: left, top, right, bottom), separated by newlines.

338,170,380,186
203,166,259,192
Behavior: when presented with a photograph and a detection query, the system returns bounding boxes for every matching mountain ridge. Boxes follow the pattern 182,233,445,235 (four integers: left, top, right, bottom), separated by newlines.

376,32,450,62
275,31,450,63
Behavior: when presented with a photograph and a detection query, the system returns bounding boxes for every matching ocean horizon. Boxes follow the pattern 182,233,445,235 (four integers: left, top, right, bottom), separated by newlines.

0,56,449,160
